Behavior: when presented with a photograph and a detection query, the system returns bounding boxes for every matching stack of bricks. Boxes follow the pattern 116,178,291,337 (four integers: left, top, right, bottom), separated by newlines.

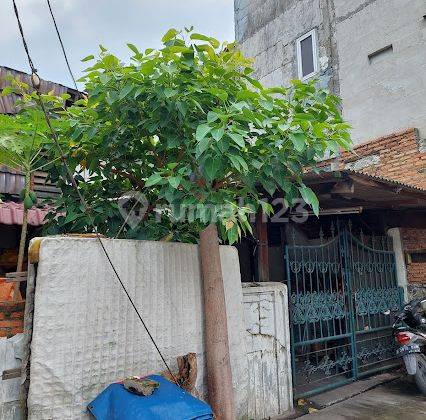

400,228,426,285
0,300,25,338
322,128,426,190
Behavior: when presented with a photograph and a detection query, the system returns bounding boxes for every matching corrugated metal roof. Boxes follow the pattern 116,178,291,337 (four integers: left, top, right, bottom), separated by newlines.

0,66,79,114
0,201,49,226
344,169,426,193
304,169,426,194
0,166,60,198
0,165,25,194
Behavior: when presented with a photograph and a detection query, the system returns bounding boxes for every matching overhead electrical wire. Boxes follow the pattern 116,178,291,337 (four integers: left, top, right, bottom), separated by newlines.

45,0,78,91
11,0,177,383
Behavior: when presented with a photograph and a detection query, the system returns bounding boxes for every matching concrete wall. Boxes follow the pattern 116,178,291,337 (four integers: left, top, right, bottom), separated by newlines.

242,282,293,419
25,237,293,419
234,0,335,90
234,0,426,146
335,0,426,144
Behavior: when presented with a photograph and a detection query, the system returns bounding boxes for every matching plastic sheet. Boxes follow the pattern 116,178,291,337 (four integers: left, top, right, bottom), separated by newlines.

88,375,213,420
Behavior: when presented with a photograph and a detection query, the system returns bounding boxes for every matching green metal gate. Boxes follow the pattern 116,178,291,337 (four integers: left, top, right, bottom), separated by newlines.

285,223,403,398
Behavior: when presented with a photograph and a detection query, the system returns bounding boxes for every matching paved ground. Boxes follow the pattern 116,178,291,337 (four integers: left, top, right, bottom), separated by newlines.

301,376,426,420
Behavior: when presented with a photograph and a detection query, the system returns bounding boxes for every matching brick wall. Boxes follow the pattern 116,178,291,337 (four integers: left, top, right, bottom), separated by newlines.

324,128,426,189
0,300,24,338
400,228,426,285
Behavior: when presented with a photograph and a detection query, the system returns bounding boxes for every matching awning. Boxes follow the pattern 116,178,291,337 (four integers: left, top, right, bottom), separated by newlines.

0,202,49,227
303,170,426,211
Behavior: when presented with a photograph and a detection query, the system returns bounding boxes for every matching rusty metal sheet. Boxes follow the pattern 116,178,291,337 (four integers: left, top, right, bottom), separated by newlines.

0,66,78,114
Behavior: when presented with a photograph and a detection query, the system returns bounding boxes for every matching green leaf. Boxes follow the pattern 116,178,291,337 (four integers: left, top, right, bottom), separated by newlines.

262,179,276,196
234,155,248,171
162,28,179,43
226,224,239,244
227,154,241,171
252,159,263,170
211,126,225,141
168,176,181,189
294,113,316,121
196,136,210,157
231,101,248,112
207,87,228,101
289,132,306,152
228,132,245,148
243,75,263,90
134,87,143,99
190,33,220,48
64,212,79,224
81,54,94,62
227,154,247,172
259,99,273,111
176,101,187,117
204,158,219,181
195,124,211,142
299,185,319,216
164,87,178,98
119,84,133,100
207,111,219,123
127,43,140,55
145,173,163,187
260,200,274,215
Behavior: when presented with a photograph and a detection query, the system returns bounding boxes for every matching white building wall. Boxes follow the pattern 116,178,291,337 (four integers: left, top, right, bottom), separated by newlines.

234,0,426,146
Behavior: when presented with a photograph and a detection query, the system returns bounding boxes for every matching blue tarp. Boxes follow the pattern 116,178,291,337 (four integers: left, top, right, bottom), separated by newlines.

88,375,213,420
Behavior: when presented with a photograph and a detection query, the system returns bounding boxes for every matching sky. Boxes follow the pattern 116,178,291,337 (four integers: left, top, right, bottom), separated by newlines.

0,0,235,88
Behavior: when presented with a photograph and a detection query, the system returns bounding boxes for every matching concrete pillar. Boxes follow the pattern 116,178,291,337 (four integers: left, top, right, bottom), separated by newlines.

387,228,408,302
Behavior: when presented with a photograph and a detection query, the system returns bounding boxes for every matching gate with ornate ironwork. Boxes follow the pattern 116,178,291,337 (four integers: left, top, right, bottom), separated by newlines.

285,224,403,398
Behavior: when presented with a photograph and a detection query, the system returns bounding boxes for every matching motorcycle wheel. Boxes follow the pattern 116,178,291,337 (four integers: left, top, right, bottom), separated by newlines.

414,354,426,395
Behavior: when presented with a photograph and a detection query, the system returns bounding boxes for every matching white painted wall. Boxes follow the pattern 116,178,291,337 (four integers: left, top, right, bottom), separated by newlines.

25,237,293,420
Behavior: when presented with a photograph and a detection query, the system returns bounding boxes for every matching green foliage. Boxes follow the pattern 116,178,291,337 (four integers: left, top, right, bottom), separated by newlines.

0,77,71,213
6,29,351,243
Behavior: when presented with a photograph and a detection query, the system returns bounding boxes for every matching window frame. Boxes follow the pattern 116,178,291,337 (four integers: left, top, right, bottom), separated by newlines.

296,29,319,81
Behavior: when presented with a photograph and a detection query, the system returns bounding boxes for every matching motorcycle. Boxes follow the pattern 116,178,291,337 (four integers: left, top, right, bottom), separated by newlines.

392,297,426,395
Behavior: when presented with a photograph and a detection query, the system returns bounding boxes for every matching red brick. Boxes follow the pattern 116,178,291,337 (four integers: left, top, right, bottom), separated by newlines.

0,320,23,328
320,128,425,189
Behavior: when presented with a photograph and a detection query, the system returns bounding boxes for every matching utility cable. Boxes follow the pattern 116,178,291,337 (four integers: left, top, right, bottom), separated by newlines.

45,0,78,91
11,0,177,383
46,0,156,241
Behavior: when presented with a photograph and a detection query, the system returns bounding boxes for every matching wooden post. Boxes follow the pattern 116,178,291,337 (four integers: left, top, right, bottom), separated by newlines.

199,224,235,419
256,210,269,282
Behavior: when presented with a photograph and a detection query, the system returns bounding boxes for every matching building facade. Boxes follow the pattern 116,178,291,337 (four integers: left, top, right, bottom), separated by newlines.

234,0,426,146
235,1,426,397
234,0,426,298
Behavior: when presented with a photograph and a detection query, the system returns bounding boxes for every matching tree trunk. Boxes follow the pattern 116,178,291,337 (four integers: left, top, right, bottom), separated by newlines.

199,224,235,419
256,209,269,282
15,173,30,300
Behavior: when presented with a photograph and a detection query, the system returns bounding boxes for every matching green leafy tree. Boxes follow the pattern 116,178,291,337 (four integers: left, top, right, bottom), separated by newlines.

44,28,351,242
0,78,66,280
